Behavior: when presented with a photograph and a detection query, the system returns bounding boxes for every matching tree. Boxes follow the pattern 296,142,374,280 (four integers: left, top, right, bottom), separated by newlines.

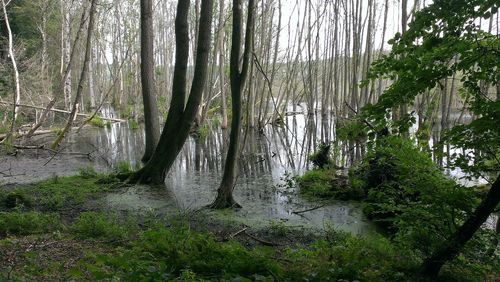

124,0,214,184
363,0,499,277
1,0,21,138
52,0,98,149
139,0,160,163
210,0,255,209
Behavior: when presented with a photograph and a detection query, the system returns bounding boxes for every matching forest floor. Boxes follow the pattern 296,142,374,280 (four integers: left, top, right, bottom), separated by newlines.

0,171,330,281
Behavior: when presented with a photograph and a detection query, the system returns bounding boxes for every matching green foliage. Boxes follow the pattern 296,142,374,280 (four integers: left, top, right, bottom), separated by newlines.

0,190,33,210
128,119,140,130
4,175,110,212
72,212,131,241
308,142,332,168
196,123,210,140
337,120,368,142
285,229,412,282
78,166,98,179
296,168,364,200
82,226,280,281
350,137,479,254
88,116,107,128
115,161,132,174
0,210,61,237
362,0,499,178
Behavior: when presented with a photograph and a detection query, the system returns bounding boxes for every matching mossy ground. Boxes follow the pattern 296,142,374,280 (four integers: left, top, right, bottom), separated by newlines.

0,168,498,281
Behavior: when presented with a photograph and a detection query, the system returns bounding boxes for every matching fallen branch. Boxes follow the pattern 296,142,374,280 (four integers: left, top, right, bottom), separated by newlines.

243,231,280,246
229,227,249,239
0,101,125,122
292,204,327,215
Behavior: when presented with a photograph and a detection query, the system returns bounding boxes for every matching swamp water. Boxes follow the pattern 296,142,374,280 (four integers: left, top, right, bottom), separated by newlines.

2,107,494,233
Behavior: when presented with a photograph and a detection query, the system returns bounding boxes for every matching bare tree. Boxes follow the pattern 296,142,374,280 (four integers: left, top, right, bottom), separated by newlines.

1,0,21,137
52,0,98,149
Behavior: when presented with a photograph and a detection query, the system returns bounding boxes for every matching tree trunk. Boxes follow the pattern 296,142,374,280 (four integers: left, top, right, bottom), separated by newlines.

126,0,214,184
52,0,98,149
140,0,161,163
422,174,500,277
1,0,20,137
210,0,255,209
25,5,88,139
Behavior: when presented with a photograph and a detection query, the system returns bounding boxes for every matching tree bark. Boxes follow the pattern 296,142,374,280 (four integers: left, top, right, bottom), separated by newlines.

422,174,500,277
126,0,214,184
140,0,161,163
210,0,255,209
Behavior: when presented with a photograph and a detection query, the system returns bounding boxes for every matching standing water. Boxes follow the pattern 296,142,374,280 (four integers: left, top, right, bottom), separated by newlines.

68,105,375,234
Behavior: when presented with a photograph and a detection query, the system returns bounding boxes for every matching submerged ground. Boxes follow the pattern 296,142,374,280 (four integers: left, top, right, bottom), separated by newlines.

1,113,498,281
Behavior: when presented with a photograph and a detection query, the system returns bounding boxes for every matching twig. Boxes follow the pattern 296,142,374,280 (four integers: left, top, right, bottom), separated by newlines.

292,204,327,215
229,227,248,239
243,231,280,246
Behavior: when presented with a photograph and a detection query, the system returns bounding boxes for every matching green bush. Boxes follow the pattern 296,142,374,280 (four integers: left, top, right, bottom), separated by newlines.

350,136,479,255
0,210,61,236
0,190,33,210
89,116,107,128
284,229,413,282
308,142,332,168
78,166,98,179
296,168,364,200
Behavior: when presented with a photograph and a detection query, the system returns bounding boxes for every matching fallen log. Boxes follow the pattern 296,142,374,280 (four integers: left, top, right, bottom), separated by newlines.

0,101,125,123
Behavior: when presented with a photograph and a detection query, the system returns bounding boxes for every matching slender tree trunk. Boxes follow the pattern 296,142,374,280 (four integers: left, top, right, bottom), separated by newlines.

63,1,72,110
210,0,255,209
52,0,98,149
422,175,500,277
125,0,214,184
25,6,88,139
140,0,161,163
1,0,20,136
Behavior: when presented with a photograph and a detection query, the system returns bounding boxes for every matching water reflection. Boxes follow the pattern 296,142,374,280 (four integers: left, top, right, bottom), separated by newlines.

72,107,373,234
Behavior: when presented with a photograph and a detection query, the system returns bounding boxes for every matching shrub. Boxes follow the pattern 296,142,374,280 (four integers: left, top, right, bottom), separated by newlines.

350,136,479,255
285,229,412,282
308,142,332,168
296,168,364,200
82,226,280,280
89,116,107,128
1,190,33,210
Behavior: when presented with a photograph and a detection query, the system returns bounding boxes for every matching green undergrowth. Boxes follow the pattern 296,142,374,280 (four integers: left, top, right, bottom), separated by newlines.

295,136,499,280
0,169,497,281
88,116,109,128
296,168,364,200
0,167,118,213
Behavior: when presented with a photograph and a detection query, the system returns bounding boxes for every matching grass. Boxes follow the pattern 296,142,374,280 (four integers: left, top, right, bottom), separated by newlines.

1,168,115,213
